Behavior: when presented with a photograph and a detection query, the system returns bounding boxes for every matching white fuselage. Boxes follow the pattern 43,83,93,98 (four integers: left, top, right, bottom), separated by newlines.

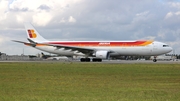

33,41,172,57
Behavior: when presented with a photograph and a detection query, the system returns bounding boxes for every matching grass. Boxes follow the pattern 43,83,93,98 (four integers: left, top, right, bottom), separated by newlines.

0,62,180,101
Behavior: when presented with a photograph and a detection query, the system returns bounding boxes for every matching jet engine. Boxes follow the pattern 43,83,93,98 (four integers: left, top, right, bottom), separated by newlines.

95,50,110,59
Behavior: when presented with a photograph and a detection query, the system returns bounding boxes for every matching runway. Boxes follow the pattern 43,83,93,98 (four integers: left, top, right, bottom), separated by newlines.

101,60,180,64
0,60,180,64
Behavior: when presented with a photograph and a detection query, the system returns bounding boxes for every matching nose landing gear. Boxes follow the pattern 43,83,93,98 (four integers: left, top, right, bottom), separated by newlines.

153,56,157,62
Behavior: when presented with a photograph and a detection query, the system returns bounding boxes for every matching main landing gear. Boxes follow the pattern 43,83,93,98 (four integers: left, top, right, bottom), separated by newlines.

92,58,102,62
80,58,91,62
80,58,102,62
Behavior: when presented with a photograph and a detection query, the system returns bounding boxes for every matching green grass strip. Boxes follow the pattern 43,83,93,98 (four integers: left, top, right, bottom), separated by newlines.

0,62,180,101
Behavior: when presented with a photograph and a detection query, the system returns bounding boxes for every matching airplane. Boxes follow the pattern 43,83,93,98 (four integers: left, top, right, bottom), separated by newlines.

13,23,173,62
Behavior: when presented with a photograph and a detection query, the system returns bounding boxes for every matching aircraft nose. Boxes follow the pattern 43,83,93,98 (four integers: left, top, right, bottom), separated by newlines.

168,47,173,53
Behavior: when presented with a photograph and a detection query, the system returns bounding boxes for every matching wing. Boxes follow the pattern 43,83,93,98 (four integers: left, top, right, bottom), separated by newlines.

45,43,115,55
46,43,95,54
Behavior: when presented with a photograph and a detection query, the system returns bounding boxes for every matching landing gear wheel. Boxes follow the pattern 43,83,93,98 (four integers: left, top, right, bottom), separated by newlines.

92,58,102,62
153,59,157,62
80,58,91,62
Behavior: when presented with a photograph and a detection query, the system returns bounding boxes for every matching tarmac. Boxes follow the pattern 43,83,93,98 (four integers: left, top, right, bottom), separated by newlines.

0,60,180,64
101,60,180,64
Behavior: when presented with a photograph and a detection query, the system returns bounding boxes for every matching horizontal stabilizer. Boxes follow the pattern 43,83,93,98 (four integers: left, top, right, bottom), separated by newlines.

12,40,36,47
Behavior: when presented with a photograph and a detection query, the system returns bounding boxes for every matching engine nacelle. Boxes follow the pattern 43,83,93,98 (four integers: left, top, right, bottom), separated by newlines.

95,50,110,59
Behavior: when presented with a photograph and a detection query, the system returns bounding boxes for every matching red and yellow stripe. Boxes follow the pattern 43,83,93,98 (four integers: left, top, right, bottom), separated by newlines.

48,40,153,47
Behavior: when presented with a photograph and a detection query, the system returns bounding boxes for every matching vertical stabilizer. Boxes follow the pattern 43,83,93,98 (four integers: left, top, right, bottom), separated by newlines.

24,22,48,42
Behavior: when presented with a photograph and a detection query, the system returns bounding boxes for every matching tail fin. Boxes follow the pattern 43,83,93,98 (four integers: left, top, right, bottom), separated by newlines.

24,22,48,42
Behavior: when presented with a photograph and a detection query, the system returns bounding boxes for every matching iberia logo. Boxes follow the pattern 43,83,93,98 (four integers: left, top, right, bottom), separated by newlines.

28,29,37,38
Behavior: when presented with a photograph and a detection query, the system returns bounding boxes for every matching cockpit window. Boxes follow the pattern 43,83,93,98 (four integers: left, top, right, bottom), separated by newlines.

163,45,169,47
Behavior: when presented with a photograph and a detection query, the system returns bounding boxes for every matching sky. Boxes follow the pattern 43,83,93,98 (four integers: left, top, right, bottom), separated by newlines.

0,0,180,55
